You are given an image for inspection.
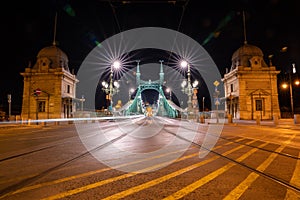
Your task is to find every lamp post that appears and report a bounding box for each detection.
[102,61,121,113]
[129,88,134,101]
[180,60,199,119]
[282,63,299,117]
[202,97,205,112]
[7,94,11,121]
[181,60,192,111]
[166,88,171,100]
[80,95,85,111]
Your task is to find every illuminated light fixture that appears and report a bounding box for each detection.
[280,46,288,52]
[192,80,199,88]
[181,80,187,88]
[113,81,120,88]
[102,81,108,88]
[180,60,188,68]
[292,63,296,74]
[295,80,300,86]
[281,83,288,89]
[113,60,121,69]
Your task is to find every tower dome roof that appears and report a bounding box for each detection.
[34,45,69,71]
[232,43,263,60]
[231,43,268,69]
[37,45,68,60]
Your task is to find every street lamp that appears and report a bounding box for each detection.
[166,88,172,100]
[7,94,11,121]
[281,63,299,117]
[79,95,85,111]
[180,60,199,118]
[180,60,192,111]
[129,88,134,101]
[102,60,121,112]
[202,97,205,112]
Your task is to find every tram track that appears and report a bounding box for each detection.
[1,116,299,199]
[161,119,300,160]
[160,119,300,194]
[0,117,147,197]
[0,118,140,162]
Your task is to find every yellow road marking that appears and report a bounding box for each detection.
[101,157,221,200]
[100,140,258,200]
[224,134,297,200]
[41,152,209,200]
[285,152,300,199]
[163,142,268,200]
[1,148,188,199]
[3,135,239,198]
[2,138,252,200]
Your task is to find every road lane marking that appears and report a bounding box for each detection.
[1,148,189,198]
[99,141,258,200]
[2,136,241,198]
[2,138,254,200]
[285,151,300,200]
[41,140,256,200]
[223,134,297,200]
[41,153,213,200]
[163,142,268,200]
[101,156,226,200]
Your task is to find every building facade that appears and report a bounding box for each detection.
[20,45,79,120]
[222,43,281,120]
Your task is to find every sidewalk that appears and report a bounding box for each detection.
[0,121,41,129]
[229,118,300,130]
[203,118,300,130]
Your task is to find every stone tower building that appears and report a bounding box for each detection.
[222,43,281,120]
[20,44,79,120]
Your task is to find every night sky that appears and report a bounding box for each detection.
[2,0,300,114]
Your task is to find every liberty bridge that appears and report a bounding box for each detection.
[102,60,200,120]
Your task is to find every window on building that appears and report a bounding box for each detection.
[256,99,263,111]
[67,85,70,93]
[230,84,234,92]
[38,101,46,112]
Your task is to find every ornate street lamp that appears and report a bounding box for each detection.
[129,88,135,101]
[180,60,199,117]
[166,88,172,100]
[102,61,121,112]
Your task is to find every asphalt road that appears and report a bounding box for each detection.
[0,117,299,200]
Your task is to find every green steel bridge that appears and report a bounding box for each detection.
[116,62,184,118]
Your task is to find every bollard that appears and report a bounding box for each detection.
[273,115,279,126]
[227,114,233,124]
[200,115,205,123]
[294,114,300,124]
[256,115,260,125]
